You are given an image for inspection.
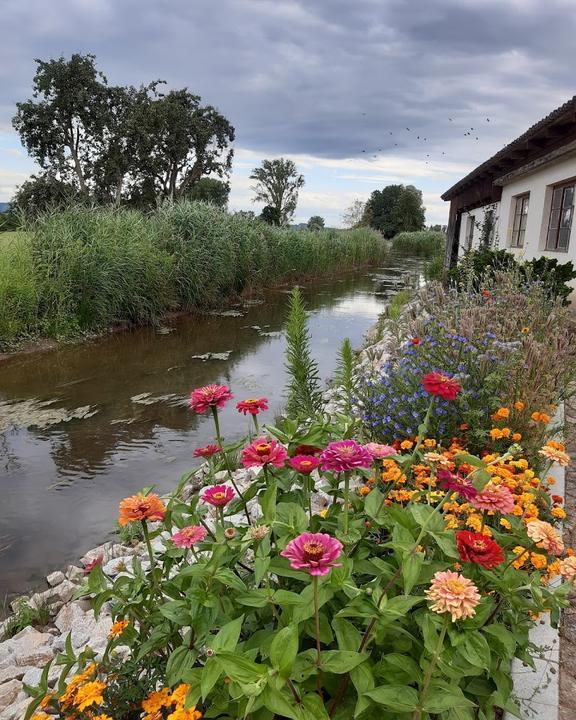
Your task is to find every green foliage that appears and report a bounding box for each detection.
[284,287,323,418]
[451,247,576,303]
[12,53,235,207]
[186,178,230,208]
[250,158,305,226]
[0,204,385,345]
[392,230,445,257]
[424,253,444,281]
[1,598,51,640]
[306,215,325,231]
[12,173,79,217]
[364,184,425,238]
[333,338,355,416]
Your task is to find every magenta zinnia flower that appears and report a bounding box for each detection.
[236,397,268,416]
[241,437,288,468]
[193,444,221,458]
[320,440,373,472]
[289,455,321,474]
[364,443,396,460]
[471,484,515,514]
[189,384,233,414]
[438,469,478,501]
[172,525,207,548]
[280,532,343,576]
[202,485,235,507]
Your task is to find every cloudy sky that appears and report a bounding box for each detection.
[1,0,575,226]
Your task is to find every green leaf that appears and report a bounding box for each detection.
[166,646,196,685]
[201,657,221,700]
[380,595,423,618]
[454,453,485,468]
[332,618,362,652]
[482,625,516,659]
[429,532,459,559]
[236,590,270,608]
[301,692,331,720]
[423,685,476,713]
[272,589,307,605]
[401,553,424,594]
[215,653,267,684]
[320,650,367,674]
[471,469,492,492]
[462,633,491,668]
[254,557,271,587]
[270,626,299,678]
[364,685,419,712]
[215,568,247,592]
[364,488,386,523]
[274,502,308,536]
[159,600,191,626]
[410,504,444,533]
[210,615,245,653]
[260,481,277,524]
[350,661,375,718]
[261,684,300,720]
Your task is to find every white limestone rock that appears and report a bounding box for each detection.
[46,571,65,587]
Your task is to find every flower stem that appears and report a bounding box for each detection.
[142,521,161,601]
[252,414,259,434]
[211,407,252,525]
[412,618,448,720]
[313,575,322,695]
[343,472,350,536]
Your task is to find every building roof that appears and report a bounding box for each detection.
[442,96,576,201]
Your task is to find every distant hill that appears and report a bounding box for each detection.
[0,202,10,213]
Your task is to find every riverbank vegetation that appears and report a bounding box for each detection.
[22,275,576,720]
[0,203,385,348]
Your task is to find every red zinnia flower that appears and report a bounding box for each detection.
[456,531,504,569]
[410,337,421,346]
[236,397,268,416]
[83,555,103,574]
[289,455,321,474]
[189,384,233,414]
[202,485,235,507]
[241,437,288,468]
[293,444,323,456]
[193,444,221,458]
[422,372,461,401]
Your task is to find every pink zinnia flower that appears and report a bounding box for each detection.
[202,485,235,507]
[236,397,268,416]
[364,443,396,460]
[289,455,321,474]
[438,469,478,501]
[172,525,207,548]
[422,372,461,401]
[193,444,221,458]
[83,555,103,574]
[241,437,288,468]
[189,384,233,414]
[526,520,564,556]
[320,440,373,473]
[280,532,343,576]
[425,570,481,621]
[471,484,515,514]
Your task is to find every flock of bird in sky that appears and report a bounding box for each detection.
[358,114,492,165]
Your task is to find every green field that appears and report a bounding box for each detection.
[0,204,386,347]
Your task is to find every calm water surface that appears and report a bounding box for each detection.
[0,256,423,600]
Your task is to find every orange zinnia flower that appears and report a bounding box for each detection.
[118,493,166,526]
[108,619,129,639]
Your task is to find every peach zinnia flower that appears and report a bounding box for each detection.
[172,525,207,548]
[526,519,564,556]
[559,556,576,584]
[425,570,481,621]
[539,444,570,467]
[118,493,166,526]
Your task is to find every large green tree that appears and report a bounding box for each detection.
[250,158,304,226]
[363,184,425,237]
[13,54,235,208]
[307,215,325,231]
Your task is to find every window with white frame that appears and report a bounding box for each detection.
[510,194,529,248]
[546,182,575,251]
[465,215,475,250]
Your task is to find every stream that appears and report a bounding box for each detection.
[0,254,424,601]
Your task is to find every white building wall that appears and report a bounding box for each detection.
[457,152,576,267]
[457,203,501,256]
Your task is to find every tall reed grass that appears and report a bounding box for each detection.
[0,203,385,345]
[391,230,445,257]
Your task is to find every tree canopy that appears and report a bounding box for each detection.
[363,184,425,237]
[250,158,304,226]
[12,54,235,209]
[307,215,325,231]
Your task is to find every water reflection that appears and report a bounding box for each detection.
[0,256,423,598]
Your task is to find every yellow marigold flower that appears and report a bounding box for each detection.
[514,401,526,411]
[400,439,414,450]
[444,514,459,529]
[108,619,129,639]
[30,714,51,720]
[358,485,371,497]
[531,411,551,424]
[512,546,528,568]
[39,694,53,710]
[490,428,503,440]
[501,427,511,438]
[171,684,191,707]
[547,559,562,578]
[521,326,530,334]
[552,507,567,519]
[74,681,106,712]
[142,689,172,715]
[492,407,510,421]
[524,469,534,479]
[92,715,114,720]
[500,518,512,530]
[512,433,522,442]
[167,708,203,720]
[423,438,437,448]
[548,439,565,451]
[319,509,328,518]
[530,552,547,570]
[539,444,570,467]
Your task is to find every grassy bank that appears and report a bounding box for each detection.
[0,203,385,346]
[391,230,445,280]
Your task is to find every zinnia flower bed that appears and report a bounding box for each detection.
[25,380,574,720]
